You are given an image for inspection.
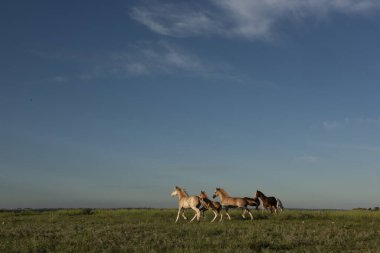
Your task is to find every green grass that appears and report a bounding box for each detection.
[1,209,380,252]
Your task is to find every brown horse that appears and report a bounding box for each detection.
[199,191,223,222]
[255,190,278,213]
[213,188,253,220]
[171,186,202,222]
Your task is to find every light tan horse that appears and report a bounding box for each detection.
[171,186,202,223]
[213,188,253,220]
[199,191,223,222]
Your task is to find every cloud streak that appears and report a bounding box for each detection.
[322,117,380,130]
[130,0,380,40]
[110,41,213,77]
[130,4,223,37]
[33,41,245,81]
[295,155,319,163]
[113,41,256,83]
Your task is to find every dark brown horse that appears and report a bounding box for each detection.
[255,190,278,213]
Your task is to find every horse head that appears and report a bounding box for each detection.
[213,188,221,199]
[199,191,208,199]
[255,190,264,198]
[171,186,179,197]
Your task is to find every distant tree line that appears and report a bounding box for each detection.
[352,207,379,211]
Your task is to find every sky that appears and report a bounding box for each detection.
[1,0,380,209]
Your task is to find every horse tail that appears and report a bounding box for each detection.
[244,197,259,207]
[276,198,284,211]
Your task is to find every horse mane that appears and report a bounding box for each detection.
[181,188,189,197]
[200,191,208,198]
[256,190,266,198]
[219,188,230,197]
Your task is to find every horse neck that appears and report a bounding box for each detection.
[218,191,230,201]
[258,191,267,199]
[202,195,210,202]
[182,189,190,197]
[201,196,212,206]
[177,190,187,200]
[255,197,261,204]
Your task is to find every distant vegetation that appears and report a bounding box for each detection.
[352,206,380,211]
[1,209,380,252]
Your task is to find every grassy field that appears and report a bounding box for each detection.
[1,208,380,253]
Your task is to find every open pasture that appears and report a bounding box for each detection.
[1,209,380,252]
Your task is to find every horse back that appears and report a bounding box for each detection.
[267,196,277,206]
[181,196,200,208]
[222,197,248,207]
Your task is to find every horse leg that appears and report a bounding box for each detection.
[190,207,201,222]
[225,208,231,220]
[196,208,201,221]
[242,209,246,219]
[203,208,208,220]
[190,211,197,222]
[181,209,187,220]
[190,214,197,222]
[219,210,223,222]
[210,210,218,223]
[175,208,182,223]
[247,208,253,220]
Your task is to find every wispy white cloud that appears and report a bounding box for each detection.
[322,120,342,129]
[33,41,246,81]
[23,75,70,85]
[317,141,380,154]
[336,144,380,153]
[50,76,67,82]
[322,117,380,129]
[357,117,380,125]
[110,41,208,76]
[130,3,223,37]
[295,155,319,163]
[130,0,380,40]
[125,63,149,75]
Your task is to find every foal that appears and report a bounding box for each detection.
[255,190,278,213]
[199,191,223,222]
[171,186,202,222]
[213,188,253,220]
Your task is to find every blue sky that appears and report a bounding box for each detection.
[1,0,380,209]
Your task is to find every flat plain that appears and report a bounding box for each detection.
[1,208,379,252]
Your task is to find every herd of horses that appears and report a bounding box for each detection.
[171,186,284,223]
